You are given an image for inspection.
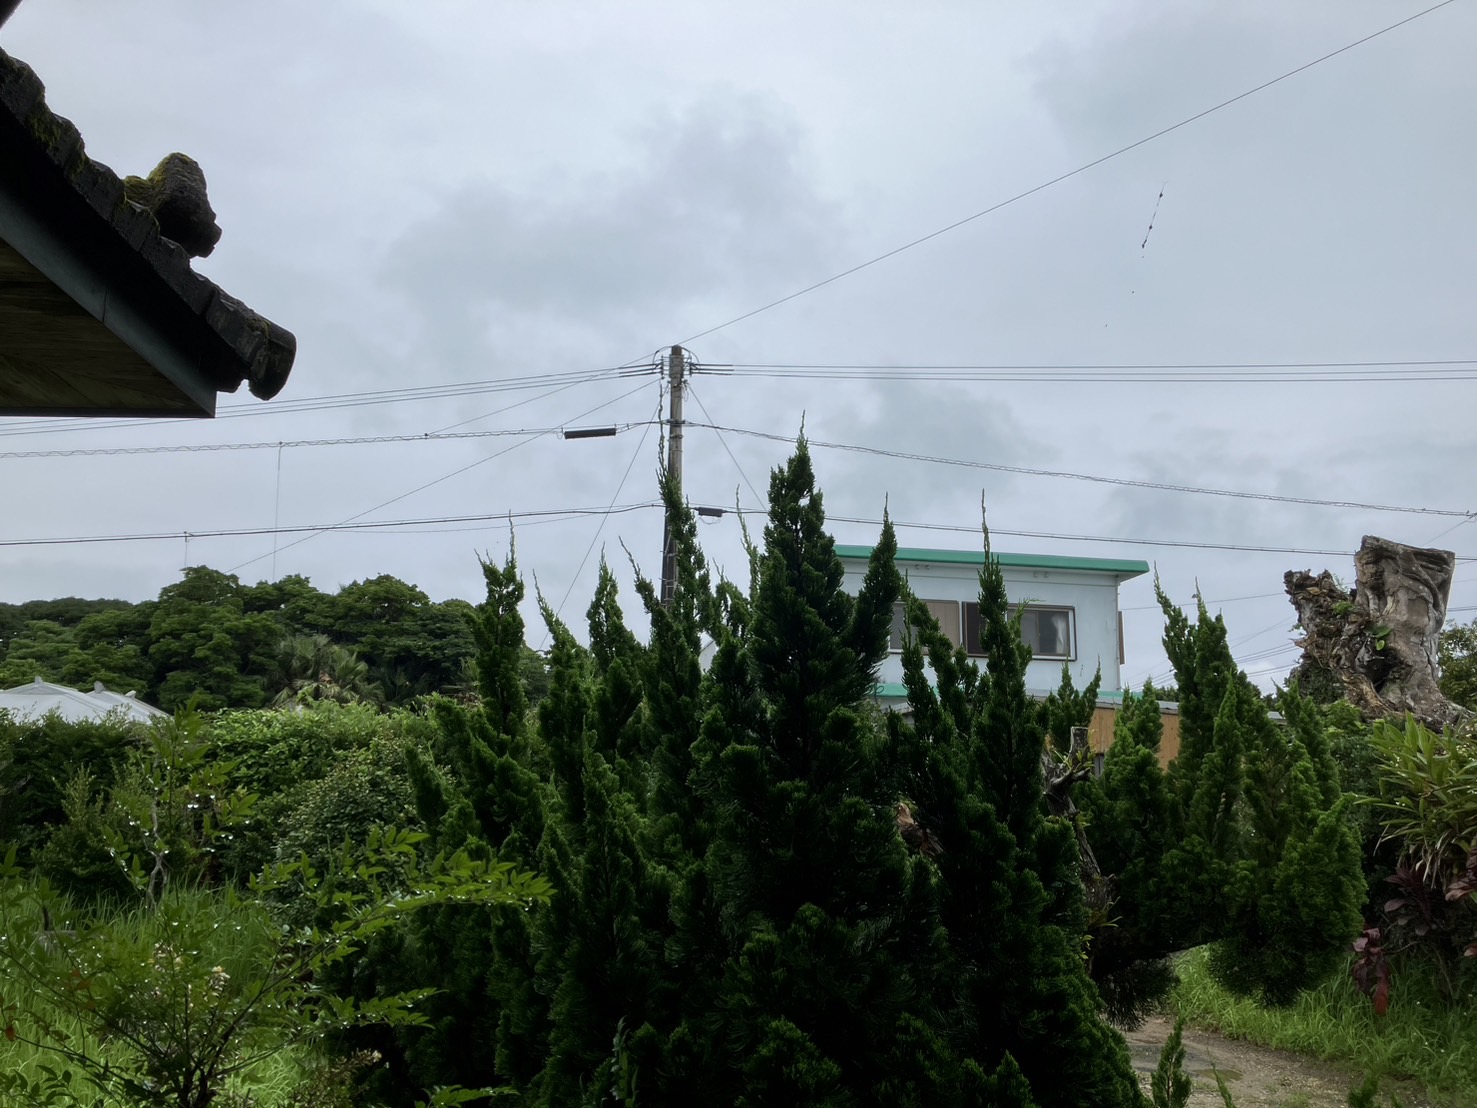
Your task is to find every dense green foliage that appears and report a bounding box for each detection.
[0,568,501,710]
[341,445,1149,1106]
[890,532,1142,1105]
[1074,588,1366,1018]
[17,441,1455,1105]
[0,711,137,872]
[0,710,549,1108]
[1438,618,1477,711]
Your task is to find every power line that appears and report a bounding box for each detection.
[549,396,664,631]
[674,0,1459,345]
[351,510,633,537]
[1425,515,1477,546]
[694,422,1473,520]
[701,360,1477,384]
[7,499,1455,567]
[716,359,1477,370]
[705,500,1477,561]
[0,421,658,461]
[813,512,1477,562]
[428,369,616,435]
[1122,591,1284,612]
[0,364,653,440]
[685,380,763,506]
[227,379,655,573]
[0,503,663,550]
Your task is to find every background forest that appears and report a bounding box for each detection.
[0,570,548,712]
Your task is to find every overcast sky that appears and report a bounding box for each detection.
[3,0,1474,691]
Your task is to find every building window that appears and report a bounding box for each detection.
[962,603,1076,660]
[890,600,962,650]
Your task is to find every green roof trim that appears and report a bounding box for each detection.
[871,682,1178,711]
[836,544,1150,578]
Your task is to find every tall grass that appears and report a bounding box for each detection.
[5,991,307,1106]
[1,881,316,1106]
[5,992,309,1106]
[1171,945,1477,1100]
[5,1034,306,1106]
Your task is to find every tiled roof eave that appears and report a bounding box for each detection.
[0,47,295,405]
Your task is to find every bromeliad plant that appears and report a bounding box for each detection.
[1355,717,1477,1008]
[1368,717,1477,919]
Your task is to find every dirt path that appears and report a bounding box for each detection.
[1123,1017,1452,1108]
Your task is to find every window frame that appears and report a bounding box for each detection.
[961,601,1077,662]
[889,599,962,651]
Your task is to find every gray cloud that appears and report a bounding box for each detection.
[5,1,1477,694]
[381,96,845,359]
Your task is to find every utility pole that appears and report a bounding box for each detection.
[659,345,686,607]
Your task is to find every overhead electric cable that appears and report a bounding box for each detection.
[427,363,644,434]
[0,364,649,440]
[9,505,1460,565]
[696,423,1472,520]
[228,378,655,573]
[1122,591,1283,612]
[1425,514,1477,546]
[673,0,1458,345]
[686,381,764,506]
[0,420,658,461]
[703,360,1477,384]
[547,396,663,638]
[718,359,1477,371]
[810,513,1477,562]
[0,503,663,550]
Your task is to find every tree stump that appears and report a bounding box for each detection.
[1285,535,1468,730]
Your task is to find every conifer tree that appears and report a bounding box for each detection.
[890,525,1143,1107]
[585,560,649,793]
[631,473,753,1103]
[526,581,672,1107]
[1075,684,1179,1026]
[1040,659,1102,750]
[1159,589,1362,1003]
[385,551,552,1094]
[636,471,729,863]
[1209,681,1363,1004]
[666,440,960,1104]
[1076,587,1364,1015]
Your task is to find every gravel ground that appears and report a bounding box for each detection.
[1123,1016,1458,1108]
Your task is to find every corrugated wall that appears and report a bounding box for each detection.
[1087,703,1181,768]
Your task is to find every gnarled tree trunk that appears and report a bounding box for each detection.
[1285,535,1468,730]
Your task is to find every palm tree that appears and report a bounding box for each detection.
[269,634,381,708]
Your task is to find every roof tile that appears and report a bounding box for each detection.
[0,46,297,405]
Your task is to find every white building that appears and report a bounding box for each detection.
[0,678,167,725]
[835,545,1150,702]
